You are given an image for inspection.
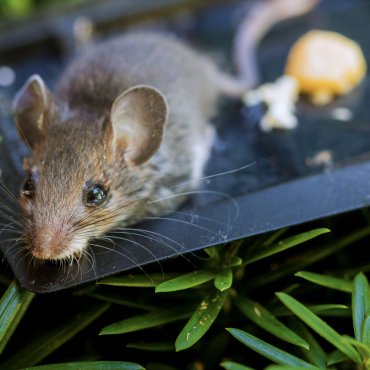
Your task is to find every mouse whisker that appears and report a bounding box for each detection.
[56,248,80,283]
[82,249,97,279]
[25,251,35,270]
[62,256,81,283]
[10,245,27,267]
[0,200,21,216]
[57,252,73,283]
[0,221,19,227]
[2,242,23,262]
[70,198,143,232]
[169,162,256,189]
[142,216,222,237]
[74,256,84,281]
[169,210,229,226]
[72,197,141,228]
[7,246,25,272]
[149,190,239,220]
[98,235,164,277]
[1,237,24,244]
[95,236,138,264]
[2,235,24,260]
[0,222,20,233]
[0,185,32,222]
[90,241,155,286]
[86,227,213,264]
[0,210,21,224]
[88,245,97,268]
[0,181,25,209]
[107,229,193,265]
[0,228,20,235]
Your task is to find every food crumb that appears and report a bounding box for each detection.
[243,75,299,132]
[331,107,353,122]
[306,150,333,167]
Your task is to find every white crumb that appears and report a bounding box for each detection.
[331,107,353,122]
[243,75,300,132]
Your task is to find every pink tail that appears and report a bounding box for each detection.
[218,0,320,97]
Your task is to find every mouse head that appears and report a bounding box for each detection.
[13,74,168,261]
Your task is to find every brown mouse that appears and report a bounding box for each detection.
[12,0,318,261]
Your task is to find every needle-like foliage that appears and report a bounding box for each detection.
[1,212,370,370]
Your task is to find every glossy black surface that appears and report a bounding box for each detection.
[1,0,370,292]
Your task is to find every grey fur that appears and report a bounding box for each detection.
[15,32,220,259]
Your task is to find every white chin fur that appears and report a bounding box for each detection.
[48,235,89,261]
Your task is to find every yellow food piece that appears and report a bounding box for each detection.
[285,30,367,105]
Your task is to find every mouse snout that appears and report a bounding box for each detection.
[27,219,75,260]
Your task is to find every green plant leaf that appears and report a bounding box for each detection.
[295,271,352,293]
[248,227,370,289]
[276,293,362,365]
[226,328,318,368]
[342,334,370,359]
[223,257,242,268]
[0,302,110,370]
[234,296,308,349]
[262,227,290,246]
[264,367,320,370]
[287,317,327,369]
[19,362,144,370]
[272,304,348,317]
[220,361,255,370]
[315,308,352,317]
[326,349,349,366]
[204,246,220,263]
[155,270,217,293]
[72,282,98,296]
[100,306,193,335]
[126,342,175,351]
[87,291,155,311]
[242,229,330,266]
[361,316,370,346]
[229,239,246,258]
[97,273,181,287]
[352,272,370,341]
[175,288,227,351]
[215,268,233,291]
[0,279,35,355]
[146,363,180,370]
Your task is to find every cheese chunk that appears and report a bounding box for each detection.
[285,30,367,105]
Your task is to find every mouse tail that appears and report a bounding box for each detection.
[217,0,320,97]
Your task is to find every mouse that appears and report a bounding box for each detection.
[11,0,319,261]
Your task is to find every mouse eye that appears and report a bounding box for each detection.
[22,176,35,197]
[84,184,108,206]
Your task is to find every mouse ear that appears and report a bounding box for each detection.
[13,74,52,148]
[109,85,169,166]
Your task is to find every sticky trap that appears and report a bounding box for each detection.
[0,0,370,293]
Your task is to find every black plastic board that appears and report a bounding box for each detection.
[1,0,370,292]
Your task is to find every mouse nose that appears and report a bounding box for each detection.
[29,222,70,260]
